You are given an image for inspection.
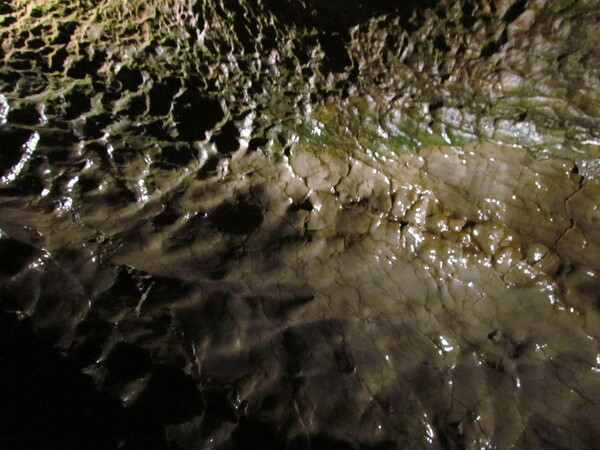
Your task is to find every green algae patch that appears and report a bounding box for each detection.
[296,104,475,162]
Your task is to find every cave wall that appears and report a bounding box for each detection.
[1,0,600,448]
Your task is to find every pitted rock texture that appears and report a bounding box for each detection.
[2,0,600,448]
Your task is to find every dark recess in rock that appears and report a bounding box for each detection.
[96,266,143,313]
[29,7,43,18]
[149,77,180,116]
[281,328,308,375]
[436,420,467,450]
[0,127,34,175]
[71,315,115,367]
[160,145,197,167]
[103,185,138,205]
[152,145,198,170]
[434,35,451,53]
[110,144,138,165]
[0,312,107,449]
[286,433,358,450]
[141,276,192,312]
[49,48,69,72]
[196,154,221,179]
[224,0,256,53]
[38,129,80,160]
[19,51,41,68]
[0,238,38,277]
[0,71,19,87]
[173,88,224,141]
[308,434,357,450]
[265,0,435,33]
[461,1,476,28]
[51,21,78,45]
[122,94,147,118]
[248,137,268,151]
[26,37,45,50]
[66,51,106,79]
[77,175,100,193]
[0,173,44,196]
[116,67,144,92]
[369,441,400,450]
[132,365,204,426]
[203,386,240,423]
[144,120,175,141]
[83,113,113,139]
[503,0,527,23]
[0,4,14,15]
[334,348,355,374]
[481,31,507,57]
[99,89,120,108]
[319,33,352,73]
[230,418,284,450]
[290,198,313,212]
[0,16,16,26]
[9,58,32,71]
[31,25,48,37]
[211,120,240,154]
[208,200,264,235]
[85,141,111,162]
[0,311,170,449]
[7,105,41,125]
[152,206,181,227]
[103,342,153,386]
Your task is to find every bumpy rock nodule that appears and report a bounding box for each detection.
[1,0,600,448]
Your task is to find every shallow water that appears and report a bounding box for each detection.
[2,0,600,448]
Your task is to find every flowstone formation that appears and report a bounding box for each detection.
[1,0,600,448]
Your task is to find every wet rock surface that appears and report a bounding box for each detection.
[1,0,600,448]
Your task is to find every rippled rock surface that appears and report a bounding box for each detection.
[2,0,600,448]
